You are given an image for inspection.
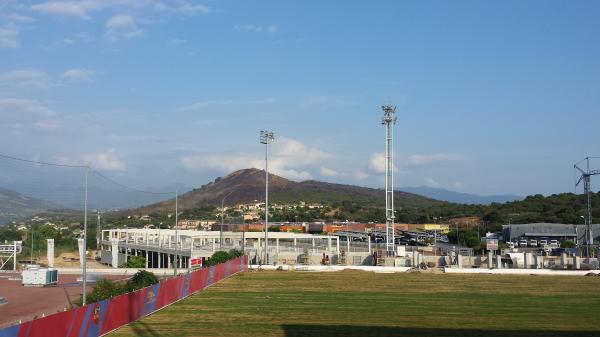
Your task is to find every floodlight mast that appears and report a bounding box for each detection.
[575,157,600,257]
[260,130,275,264]
[381,105,397,253]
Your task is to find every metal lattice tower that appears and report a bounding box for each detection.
[381,105,397,252]
[575,157,600,257]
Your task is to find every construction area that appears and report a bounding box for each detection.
[100,226,600,272]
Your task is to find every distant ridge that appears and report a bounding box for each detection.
[400,186,522,205]
[138,168,445,212]
[0,187,55,225]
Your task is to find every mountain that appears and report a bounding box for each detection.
[400,186,522,205]
[138,168,445,212]
[0,187,56,225]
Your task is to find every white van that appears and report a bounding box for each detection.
[519,239,529,247]
[529,239,538,247]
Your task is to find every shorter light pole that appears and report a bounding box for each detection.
[96,211,101,250]
[30,225,34,264]
[221,192,234,249]
[579,215,585,251]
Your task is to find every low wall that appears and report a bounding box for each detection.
[0,256,247,337]
[249,264,412,273]
[444,267,600,276]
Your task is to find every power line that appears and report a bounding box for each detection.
[91,170,175,195]
[0,152,174,196]
[0,152,87,168]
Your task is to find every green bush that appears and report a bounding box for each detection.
[229,249,243,258]
[80,270,159,305]
[130,270,159,290]
[205,251,231,267]
[125,255,146,268]
[561,240,576,248]
[85,279,128,304]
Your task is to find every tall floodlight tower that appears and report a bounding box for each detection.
[260,130,275,264]
[381,105,397,252]
[575,157,600,257]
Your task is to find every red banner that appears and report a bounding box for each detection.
[0,256,247,337]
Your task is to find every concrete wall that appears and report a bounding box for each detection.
[100,250,126,267]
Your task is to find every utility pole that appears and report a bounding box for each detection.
[174,190,179,276]
[260,130,275,264]
[30,225,34,264]
[96,211,101,250]
[381,105,397,253]
[82,166,89,306]
[575,157,600,257]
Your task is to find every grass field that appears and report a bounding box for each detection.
[110,270,600,337]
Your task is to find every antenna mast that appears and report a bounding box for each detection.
[382,105,397,252]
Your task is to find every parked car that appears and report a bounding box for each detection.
[539,239,548,246]
[519,239,529,247]
[529,239,538,247]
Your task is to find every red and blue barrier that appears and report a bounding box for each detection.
[0,256,247,337]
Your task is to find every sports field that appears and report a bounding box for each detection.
[110,270,600,337]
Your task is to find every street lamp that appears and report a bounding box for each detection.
[579,215,585,249]
[221,192,234,249]
[260,130,275,264]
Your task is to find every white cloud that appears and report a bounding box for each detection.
[234,24,278,34]
[181,137,331,181]
[0,11,36,49]
[297,94,357,110]
[177,98,276,112]
[277,138,331,163]
[353,170,369,180]
[31,1,103,19]
[31,1,210,19]
[4,13,35,24]
[0,25,19,48]
[0,69,49,89]
[0,98,59,130]
[61,68,95,82]
[320,167,339,177]
[83,149,127,171]
[43,37,75,49]
[55,149,127,171]
[404,153,464,166]
[424,177,441,188]
[368,152,398,174]
[105,14,143,41]
[174,2,210,15]
[168,37,187,45]
[452,181,466,190]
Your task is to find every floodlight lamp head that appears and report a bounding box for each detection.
[381,105,397,125]
[260,130,275,144]
[382,105,396,114]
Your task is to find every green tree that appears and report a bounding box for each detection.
[561,240,576,248]
[228,249,243,258]
[125,255,146,268]
[85,279,128,304]
[129,270,158,290]
[205,251,231,266]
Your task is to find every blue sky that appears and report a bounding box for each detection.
[0,0,599,197]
